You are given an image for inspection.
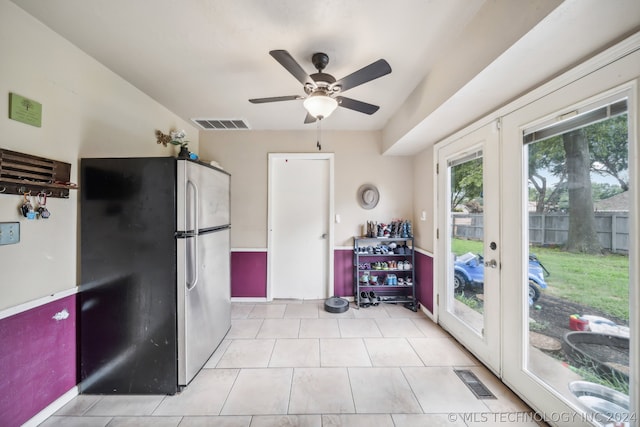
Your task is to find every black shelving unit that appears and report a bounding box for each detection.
[353,236,417,311]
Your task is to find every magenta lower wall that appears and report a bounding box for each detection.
[231,249,434,310]
[333,249,353,297]
[229,249,363,298]
[231,251,268,297]
[0,294,77,427]
[414,250,434,312]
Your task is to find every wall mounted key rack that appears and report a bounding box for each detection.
[0,149,77,198]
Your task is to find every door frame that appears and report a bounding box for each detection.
[267,152,335,301]
[435,122,502,375]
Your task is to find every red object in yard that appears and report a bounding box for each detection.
[569,315,590,331]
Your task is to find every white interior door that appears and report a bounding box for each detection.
[436,122,501,374]
[268,153,334,300]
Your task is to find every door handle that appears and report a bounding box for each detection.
[484,259,498,268]
[186,236,198,290]
[186,180,199,290]
[321,233,328,239]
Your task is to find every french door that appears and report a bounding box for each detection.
[436,41,638,424]
[436,122,501,374]
[501,65,638,422]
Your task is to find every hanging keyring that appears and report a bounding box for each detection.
[37,191,51,219]
[20,192,35,218]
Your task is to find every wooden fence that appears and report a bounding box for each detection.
[452,212,629,254]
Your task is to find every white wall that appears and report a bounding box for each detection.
[0,0,198,310]
[412,146,434,253]
[199,130,414,248]
[382,0,563,154]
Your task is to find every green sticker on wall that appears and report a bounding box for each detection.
[9,93,42,127]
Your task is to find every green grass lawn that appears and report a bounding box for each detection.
[452,239,629,321]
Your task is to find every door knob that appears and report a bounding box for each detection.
[321,233,328,239]
[484,259,498,268]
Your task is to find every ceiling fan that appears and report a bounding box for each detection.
[249,50,392,123]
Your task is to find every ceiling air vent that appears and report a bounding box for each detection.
[191,118,250,130]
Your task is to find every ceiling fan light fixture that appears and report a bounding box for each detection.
[303,92,338,120]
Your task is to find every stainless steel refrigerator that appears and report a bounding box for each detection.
[79,157,231,394]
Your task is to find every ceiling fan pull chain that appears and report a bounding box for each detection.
[316,119,322,151]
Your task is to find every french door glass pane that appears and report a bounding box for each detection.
[448,154,484,335]
[525,101,630,416]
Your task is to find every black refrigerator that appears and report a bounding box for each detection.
[79,157,231,394]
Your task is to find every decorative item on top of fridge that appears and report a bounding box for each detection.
[363,219,412,238]
[155,129,192,158]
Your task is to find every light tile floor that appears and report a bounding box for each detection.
[40,301,546,426]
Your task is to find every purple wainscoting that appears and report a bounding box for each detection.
[0,294,77,427]
[231,251,268,297]
[230,248,431,305]
[414,250,434,313]
[333,248,354,297]
[231,249,356,299]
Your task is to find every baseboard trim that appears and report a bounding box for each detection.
[231,297,268,303]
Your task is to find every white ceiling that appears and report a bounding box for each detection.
[11,0,640,154]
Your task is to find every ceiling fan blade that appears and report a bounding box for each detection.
[336,96,380,115]
[333,59,392,92]
[270,50,315,87]
[304,113,317,124]
[249,95,302,104]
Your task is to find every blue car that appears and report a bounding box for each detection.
[453,252,549,302]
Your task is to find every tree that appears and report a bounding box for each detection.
[451,158,483,211]
[528,114,628,212]
[528,136,567,212]
[563,129,601,254]
[592,182,624,201]
[585,115,629,191]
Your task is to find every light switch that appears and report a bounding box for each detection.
[0,222,20,245]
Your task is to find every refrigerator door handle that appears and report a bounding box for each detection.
[186,180,199,290]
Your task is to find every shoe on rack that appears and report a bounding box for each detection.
[359,291,371,307]
[368,291,379,306]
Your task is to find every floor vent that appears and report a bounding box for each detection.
[454,369,496,399]
[191,118,250,130]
